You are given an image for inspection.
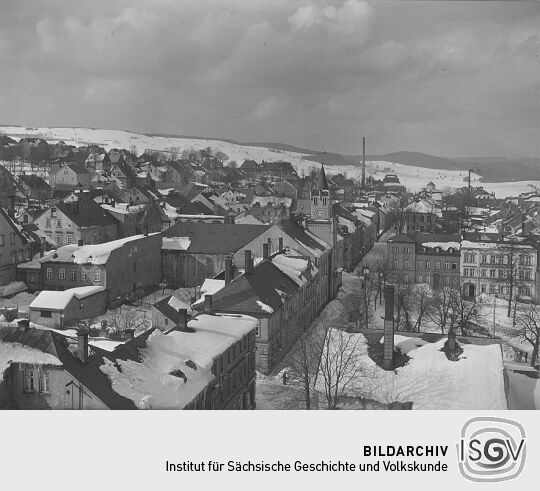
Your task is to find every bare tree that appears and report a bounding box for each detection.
[346,277,377,330]
[514,303,540,367]
[393,279,415,331]
[283,325,327,409]
[452,287,480,335]
[498,242,529,318]
[429,285,459,334]
[386,198,408,234]
[412,284,432,332]
[316,328,371,409]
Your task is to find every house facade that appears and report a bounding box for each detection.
[0,208,35,286]
[33,199,118,247]
[460,240,538,301]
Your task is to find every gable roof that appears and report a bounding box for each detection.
[153,295,191,322]
[163,222,269,254]
[54,199,118,227]
[19,174,52,191]
[278,219,329,255]
[209,260,299,315]
[66,163,91,175]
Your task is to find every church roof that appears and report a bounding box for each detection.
[315,164,329,191]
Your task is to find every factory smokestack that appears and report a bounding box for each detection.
[362,136,366,188]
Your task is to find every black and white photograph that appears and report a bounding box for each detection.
[0,0,538,418]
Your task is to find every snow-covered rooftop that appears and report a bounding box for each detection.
[161,236,192,251]
[99,313,257,409]
[30,286,105,311]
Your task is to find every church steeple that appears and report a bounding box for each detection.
[316,164,329,192]
[311,164,331,220]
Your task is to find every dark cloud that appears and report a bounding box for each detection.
[0,0,538,157]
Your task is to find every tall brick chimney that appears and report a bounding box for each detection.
[245,250,253,274]
[177,308,188,331]
[278,237,284,252]
[204,294,213,314]
[77,326,89,364]
[383,285,394,370]
[263,242,269,260]
[225,256,233,284]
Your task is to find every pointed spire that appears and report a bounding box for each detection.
[317,164,329,191]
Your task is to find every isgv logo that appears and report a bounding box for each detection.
[457,417,526,482]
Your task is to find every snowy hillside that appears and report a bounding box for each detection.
[2,125,539,197]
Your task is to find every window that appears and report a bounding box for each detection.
[164,318,169,326]
[393,260,399,268]
[56,233,62,245]
[67,234,73,245]
[404,247,411,254]
[481,254,487,263]
[464,268,469,277]
[23,366,34,393]
[435,261,441,270]
[51,208,56,217]
[426,261,431,269]
[404,260,409,268]
[10,233,15,245]
[256,322,261,337]
[56,219,61,228]
[418,275,423,283]
[480,269,486,278]
[40,310,52,318]
[490,269,496,278]
[444,262,450,270]
[489,284,497,294]
[418,261,424,268]
[38,369,50,394]
[445,276,450,285]
[58,268,65,279]
[70,269,76,281]
[46,267,52,279]
[481,284,486,293]
[94,270,101,282]
[81,269,88,281]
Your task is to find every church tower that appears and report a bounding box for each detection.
[311,164,331,220]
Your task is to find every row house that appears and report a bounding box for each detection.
[162,219,332,315]
[0,208,36,286]
[34,198,118,247]
[460,240,538,301]
[387,233,461,288]
[0,314,257,409]
[194,247,319,374]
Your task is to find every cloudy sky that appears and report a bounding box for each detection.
[0,0,538,157]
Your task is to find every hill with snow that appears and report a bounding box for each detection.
[1,125,539,198]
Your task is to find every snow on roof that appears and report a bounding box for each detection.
[72,234,155,265]
[0,340,62,375]
[0,281,28,298]
[421,241,460,251]
[30,286,105,311]
[337,216,356,233]
[192,279,225,307]
[461,240,534,251]
[99,313,257,409]
[252,195,292,208]
[405,201,435,214]
[271,250,316,286]
[316,330,506,410]
[235,215,264,225]
[162,237,191,251]
[101,203,145,215]
[256,300,274,313]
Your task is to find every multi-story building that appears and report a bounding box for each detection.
[35,233,162,305]
[33,198,118,247]
[0,313,257,409]
[387,233,461,288]
[403,198,440,233]
[0,207,36,286]
[460,240,538,301]
[194,247,320,374]
[49,163,92,189]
